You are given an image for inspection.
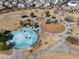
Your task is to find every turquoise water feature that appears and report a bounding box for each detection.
[9,28,38,49]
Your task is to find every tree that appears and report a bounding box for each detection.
[0,42,9,51]
[6,33,13,40]
[45,11,51,17]
[29,49,34,53]
[34,23,39,28]
[0,32,13,51]
[0,32,6,42]
[8,42,15,49]
[30,12,36,18]
[19,21,27,27]
[46,19,51,24]
[32,4,35,8]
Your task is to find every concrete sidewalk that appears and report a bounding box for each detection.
[0,54,11,59]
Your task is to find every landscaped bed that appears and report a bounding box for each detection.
[40,23,65,33]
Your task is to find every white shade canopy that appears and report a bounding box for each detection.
[18,3,25,8]
[68,1,77,7]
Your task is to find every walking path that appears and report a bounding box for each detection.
[11,49,26,59]
[0,54,11,59]
[54,42,79,55]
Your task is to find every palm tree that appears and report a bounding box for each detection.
[34,23,39,28]
[0,32,6,42]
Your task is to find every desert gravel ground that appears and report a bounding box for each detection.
[38,52,79,59]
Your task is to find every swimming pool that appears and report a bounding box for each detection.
[9,28,38,49]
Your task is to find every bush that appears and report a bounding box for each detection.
[34,23,39,28]
[30,12,36,18]
[8,43,15,49]
[32,4,35,7]
[46,19,51,24]
[29,49,34,53]
[19,21,27,27]
[0,32,13,51]
[45,11,51,17]
[0,32,6,42]
[0,42,9,51]
[6,33,13,40]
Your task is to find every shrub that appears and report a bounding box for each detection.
[0,32,13,51]
[29,49,34,53]
[6,33,13,40]
[46,19,51,24]
[32,4,35,7]
[45,11,50,17]
[30,12,36,18]
[19,21,27,27]
[0,42,9,51]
